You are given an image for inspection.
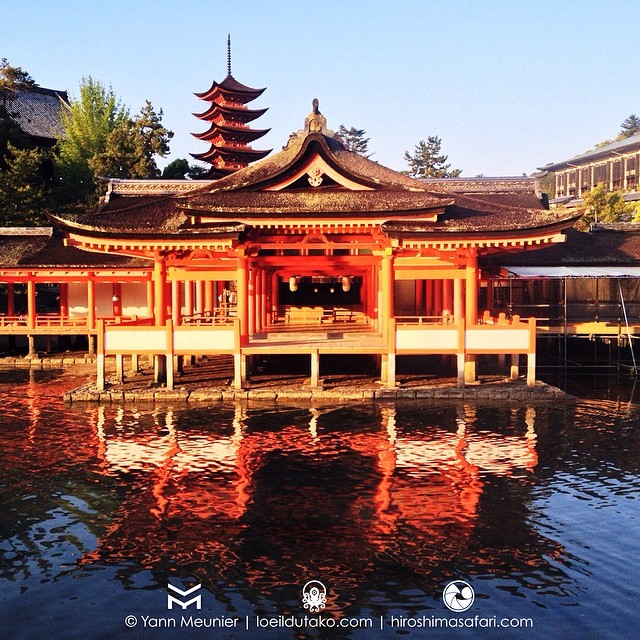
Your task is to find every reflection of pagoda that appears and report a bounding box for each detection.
[191,35,271,179]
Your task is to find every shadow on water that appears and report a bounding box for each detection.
[0,368,65,384]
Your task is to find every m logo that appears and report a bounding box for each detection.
[167,582,202,610]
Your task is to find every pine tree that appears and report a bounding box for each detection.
[618,114,640,139]
[403,136,461,178]
[335,125,372,158]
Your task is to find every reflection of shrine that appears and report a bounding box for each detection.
[79,400,559,606]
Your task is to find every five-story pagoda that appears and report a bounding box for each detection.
[191,35,271,178]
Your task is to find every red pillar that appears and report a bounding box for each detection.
[27,280,36,330]
[248,266,256,336]
[195,280,204,316]
[425,280,434,316]
[271,272,279,323]
[59,283,68,319]
[442,279,453,319]
[464,251,479,383]
[171,280,181,326]
[87,277,96,329]
[184,280,194,318]
[415,280,424,315]
[204,281,214,316]
[146,280,154,319]
[434,279,443,317]
[381,251,394,340]
[260,268,268,329]
[154,260,167,325]
[237,255,249,342]
[252,267,262,333]
[111,283,122,317]
[7,282,15,316]
[465,251,478,325]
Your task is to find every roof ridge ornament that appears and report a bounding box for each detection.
[298,98,334,139]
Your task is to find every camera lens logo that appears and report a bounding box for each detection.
[301,580,327,613]
[443,580,475,612]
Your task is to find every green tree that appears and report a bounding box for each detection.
[0,144,52,225]
[0,58,36,90]
[618,114,640,139]
[92,101,173,179]
[57,79,173,203]
[335,125,372,158]
[162,158,208,179]
[402,136,461,178]
[580,183,635,227]
[56,77,128,203]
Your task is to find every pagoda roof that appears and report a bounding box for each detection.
[191,145,272,164]
[194,74,266,103]
[192,122,271,143]
[193,102,268,123]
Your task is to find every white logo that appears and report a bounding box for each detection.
[167,582,202,610]
[301,580,326,613]
[443,580,475,612]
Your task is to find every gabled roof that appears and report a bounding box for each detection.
[539,133,640,172]
[2,85,69,141]
[53,125,578,245]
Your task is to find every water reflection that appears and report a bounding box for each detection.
[2,371,640,639]
[65,402,556,606]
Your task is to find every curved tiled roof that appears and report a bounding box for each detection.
[3,86,68,141]
[53,130,578,241]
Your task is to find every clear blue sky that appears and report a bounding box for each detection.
[4,0,640,177]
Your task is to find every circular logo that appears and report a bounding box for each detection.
[443,580,475,612]
[301,580,327,613]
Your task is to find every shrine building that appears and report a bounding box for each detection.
[0,55,587,390]
[28,93,577,391]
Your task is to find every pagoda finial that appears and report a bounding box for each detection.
[227,34,232,77]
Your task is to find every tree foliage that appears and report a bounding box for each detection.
[403,136,461,178]
[580,183,636,227]
[618,114,640,140]
[335,125,372,158]
[91,101,173,180]
[161,158,208,179]
[56,77,127,202]
[56,78,173,203]
[0,58,36,90]
[0,144,52,225]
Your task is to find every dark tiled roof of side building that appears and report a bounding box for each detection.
[3,85,69,141]
[496,225,640,266]
[0,228,149,268]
